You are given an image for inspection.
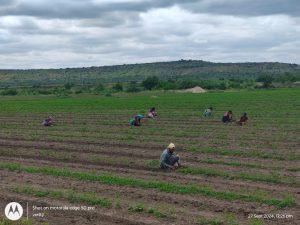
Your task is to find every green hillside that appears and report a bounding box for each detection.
[0,60,299,87]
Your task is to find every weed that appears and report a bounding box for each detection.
[128,203,144,212]
[146,160,160,169]
[197,216,223,225]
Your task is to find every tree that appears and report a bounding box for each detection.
[142,76,159,90]
[94,83,104,92]
[112,82,123,91]
[256,75,274,88]
[126,81,140,92]
[64,83,73,90]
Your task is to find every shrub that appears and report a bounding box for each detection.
[142,76,159,90]
[1,89,18,96]
[112,82,123,92]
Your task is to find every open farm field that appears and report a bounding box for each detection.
[0,89,299,225]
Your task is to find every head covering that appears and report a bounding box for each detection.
[167,143,175,149]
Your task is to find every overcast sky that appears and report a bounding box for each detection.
[0,0,299,69]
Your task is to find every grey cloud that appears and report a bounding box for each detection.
[181,0,300,17]
[0,0,200,19]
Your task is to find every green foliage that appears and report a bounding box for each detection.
[128,203,144,212]
[112,82,123,92]
[14,185,112,208]
[0,60,299,88]
[1,162,296,208]
[126,81,140,92]
[64,83,73,90]
[197,216,223,225]
[0,218,33,225]
[249,218,263,225]
[94,83,105,93]
[147,208,168,218]
[178,80,199,89]
[256,75,274,88]
[1,89,18,96]
[146,160,160,169]
[223,212,239,225]
[142,76,160,90]
[158,79,177,90]
[178,167,231,178]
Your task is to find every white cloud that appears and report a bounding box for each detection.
[0,1,299,68]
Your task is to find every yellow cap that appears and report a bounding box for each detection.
[167,143,175,149]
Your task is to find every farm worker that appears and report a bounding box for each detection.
[147,107,158,118]
[130,114,143,126]
[160,143,181,170]
[236,113,248,125]
[42,116,54,126]
[222,111,233,123]
[203,107,213,117]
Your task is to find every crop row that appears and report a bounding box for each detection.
[0,162,296,208]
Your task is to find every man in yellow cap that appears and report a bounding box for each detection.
[160,143,181,170]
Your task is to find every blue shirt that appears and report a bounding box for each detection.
[160,149,172,168]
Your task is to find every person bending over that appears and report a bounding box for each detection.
[160,143,181,170]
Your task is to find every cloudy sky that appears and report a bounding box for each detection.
[0,0,299,69]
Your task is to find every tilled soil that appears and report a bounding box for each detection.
[0,112,299,225]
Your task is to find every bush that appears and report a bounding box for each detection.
[1,89,18,96]
[112,82,123,92]
[64,83,73,90]
[94,84,104,92]
[256,75,274,88]
[178,80,199,89]
[126,81,140,92]
[38,89,52,95]
[142,76,159,90]
[158,80,177,90]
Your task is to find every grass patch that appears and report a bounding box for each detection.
[128,203,144,212]
[178,166,295,185]
[0,218,35,225]
[129,203,170,218]
[1,162,296,208]
[88,155,130,166]
[178,167,231,178]
[202,159,262,169]
[189,147,299,161]
[147,208,168,218]
[14,186,112,208]
[146,159,160,169]
[250,218,264,225]
[197,216,223,225]
[287,167,300,172]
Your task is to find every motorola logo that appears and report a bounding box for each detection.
[5,202,23,221]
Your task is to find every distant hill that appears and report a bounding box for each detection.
[0,60,299,87]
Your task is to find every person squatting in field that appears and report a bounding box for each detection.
[129,114,143,126]
[236,112,248,125]
[42,116,54,126]
[147,107,158,118]
[203,107,213,117]
[160,143,181,170]
[222,110,233,123]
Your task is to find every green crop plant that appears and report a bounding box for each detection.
[1,163,296,208]
[128,203,144,212]
[146,160,160,169]
[196,216,223,225]
[0,218,34,225]
[223,212,239,225]
[147,208,168,218]
[249,218,264,225]
[14,186,112,209]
